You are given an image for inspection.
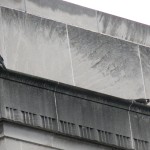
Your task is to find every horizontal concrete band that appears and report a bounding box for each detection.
[0,69,149,114]
[0,120,131,150]
[1,0,150,47]
[0,69,150,150]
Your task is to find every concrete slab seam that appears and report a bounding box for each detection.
[138,45,147,98]
[66,24,76,86]
[54,82,60,131]
[128,100,134,149]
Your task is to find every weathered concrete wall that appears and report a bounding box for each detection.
[0,0,150,99]
[0,122,113,150]
[0,69,149,150]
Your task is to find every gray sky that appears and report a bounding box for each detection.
[64,0,150,25]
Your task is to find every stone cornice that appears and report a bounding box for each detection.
[0,69,149,115]
[0,69,150,149]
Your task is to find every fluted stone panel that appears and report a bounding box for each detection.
[1,7,73,84]
[139,46,150,98]
[0,0,25,11]
[1,79,56,118]
[130,112,150,150]
[0,70,150,149]
[56,92,132,148]
[56,93,131,136]
[68,26,145,99]
[130,112,150,141]
[26,0,98,32]
[97,11,150,47]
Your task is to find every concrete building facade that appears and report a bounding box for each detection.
[0,0,150,150]
[1,0,150,99]
[0,69,150,150]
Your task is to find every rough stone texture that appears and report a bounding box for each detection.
[0,69,150,150]
[25,0,98,32]
[130,112,150,141]
[56,93,131,136]
[97,11,150,47]
[1,7,73,85]
[1,79,56,117]
[130,112,150,150]
[139,46,150,99]
[1,0,150,46]
[0,1,150,149]
[68,26,145,99]
[0,0,25,11]
[1,4,150,99]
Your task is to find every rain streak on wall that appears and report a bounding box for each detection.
[0,0,150,100]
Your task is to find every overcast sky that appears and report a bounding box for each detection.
[64,0,150,25]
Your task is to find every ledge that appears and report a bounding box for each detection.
[0,69,150,149]
[0,119,134,150]
[0,69,150,115]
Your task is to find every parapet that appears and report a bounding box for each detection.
[1,0,150,47]
[0,1,150,99]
